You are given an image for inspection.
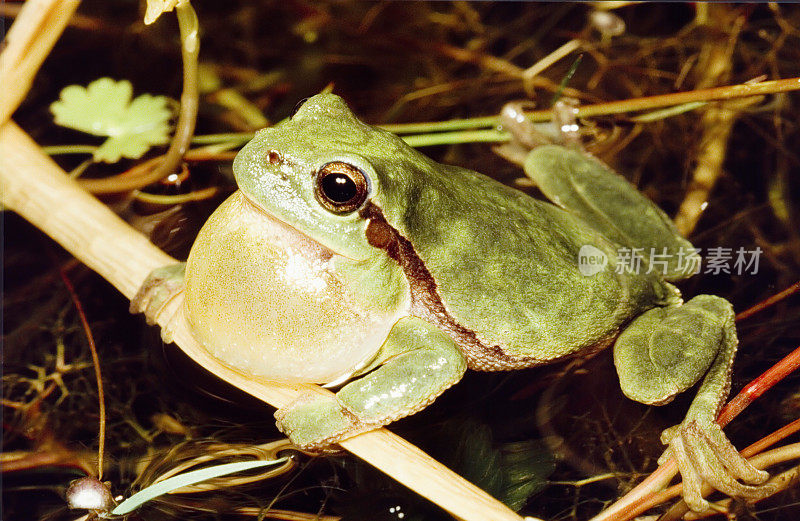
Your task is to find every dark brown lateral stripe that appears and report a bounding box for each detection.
[359,202,560,371]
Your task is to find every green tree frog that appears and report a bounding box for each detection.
[132,93,773,511]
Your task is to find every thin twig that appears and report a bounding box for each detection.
[735,280,800,321]
[132,186,220,205]
[58,270,106,480]
[382,77,800,134]
[741,418,800,458]
[716,345,800,427]
[522,39,583,96]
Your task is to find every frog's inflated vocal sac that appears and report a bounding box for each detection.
[133,93,773,511]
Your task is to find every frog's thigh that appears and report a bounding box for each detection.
[613,295,735,407]
[276,316,467,449]
[524,146,695,281]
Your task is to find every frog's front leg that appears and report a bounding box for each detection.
[275,316,467,449]
[613,295,774,511]
[129,263,186,343]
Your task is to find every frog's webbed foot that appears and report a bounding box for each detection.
[660,419,774,512]
[614,295,776,511]
[130,263,186,343]
[275,317,467,450]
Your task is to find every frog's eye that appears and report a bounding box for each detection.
[314,161,370,214]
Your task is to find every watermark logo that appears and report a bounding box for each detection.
[577,245,762,276]
[578,245,608,276]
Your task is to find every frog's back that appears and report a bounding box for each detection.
[377,158,679,366]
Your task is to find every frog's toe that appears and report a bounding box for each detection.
[499,101,554,151]
[275,394,373,451]
[682,423,767,498]
[692,420,769,484]
[129,278,155,317]
[666,434,708,511]
[156,302,180,344]
[130,263,186,326]
[663,420,776,511]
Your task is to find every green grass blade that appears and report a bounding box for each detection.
[111,458,288,515]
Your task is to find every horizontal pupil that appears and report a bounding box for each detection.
[322,173,358,203]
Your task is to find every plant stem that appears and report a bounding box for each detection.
[79,2,200,194]
[0,0,81,126]
[40,145,98,155]
[401,129,510,148]
[190,132,254,145]
[382,116,499,135]
[384,77,800,134]
[132,187,219,204]
[60,271,106,480]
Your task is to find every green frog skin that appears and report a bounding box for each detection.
[132,93,773,511]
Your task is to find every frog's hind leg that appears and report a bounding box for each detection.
[275,316,467,450]
[524,145,698,282]
[613,295,773,511]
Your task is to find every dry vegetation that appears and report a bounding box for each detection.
[3,2,799,520]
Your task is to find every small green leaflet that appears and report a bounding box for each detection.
[50,77,172,163]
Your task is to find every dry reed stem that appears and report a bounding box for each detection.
[0,0,81,125]
[674,5,743,236]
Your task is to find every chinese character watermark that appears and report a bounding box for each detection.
[577,245,762,276]
[614,247,644,275]
[732,246,762,275]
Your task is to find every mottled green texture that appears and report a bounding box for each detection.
[332,254,409,319]
[131,93,771,507]
[277,317,466,447]
[337,316,467,421]
[381,160,678,359]
[236,94,678,359]
[614,295,735,406]
[525,145,698,281]
[274,394,354,448]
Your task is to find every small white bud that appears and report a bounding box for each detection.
[590,10,626,38]
[66,477,115,512]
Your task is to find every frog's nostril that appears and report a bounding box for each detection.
[267,150,283,165]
